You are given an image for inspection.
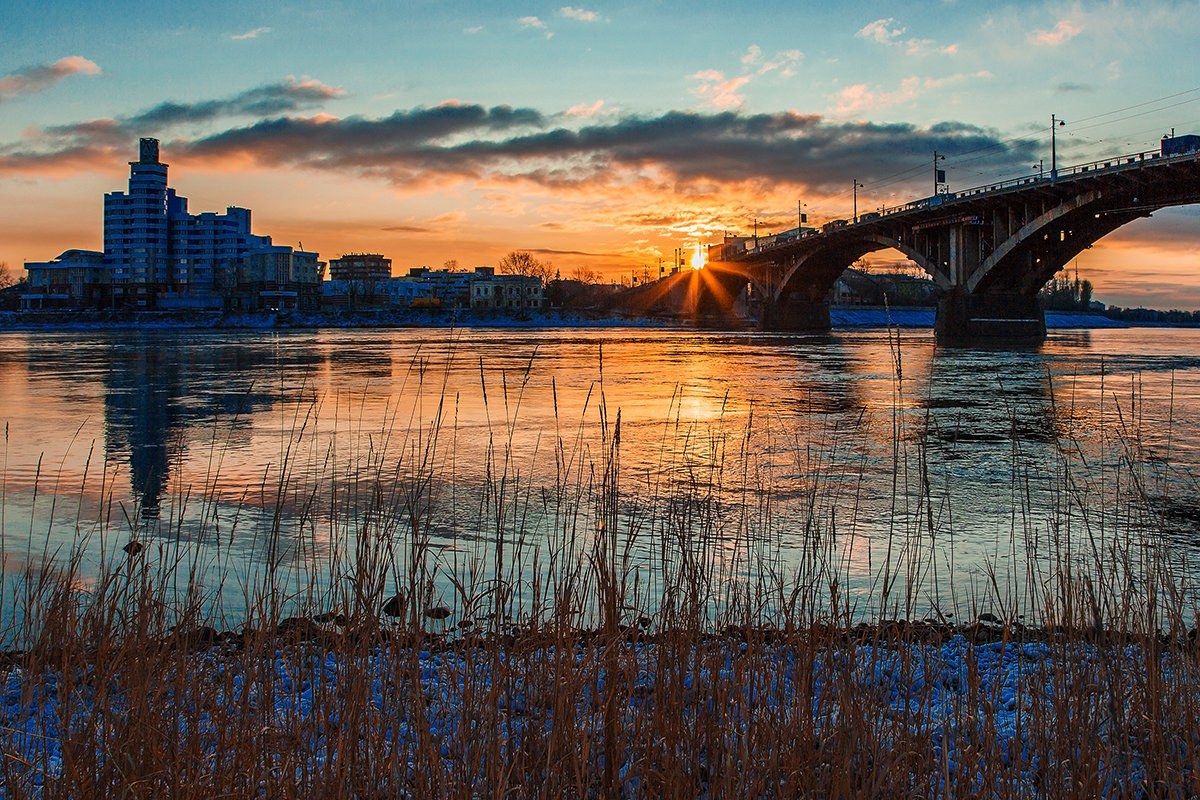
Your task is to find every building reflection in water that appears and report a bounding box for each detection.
[103,342,181,520]
[100,335,299,522]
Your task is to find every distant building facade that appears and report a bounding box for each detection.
[328,253,392,282]
[471,269,544,312]
[236,246,325,311]
[324,253,393,308]
[24,138,323,311]
[322,265,545,313]
[22,249,109,307]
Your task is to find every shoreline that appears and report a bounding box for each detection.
[0,307,1184,332]
[5,613,1192,668]
[2,605,1193,797]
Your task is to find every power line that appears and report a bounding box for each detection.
[795,86,1200,219]
[1066,86,1200,125]
[1068,94,1200,134]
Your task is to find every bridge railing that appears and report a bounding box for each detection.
[870,147,1174,219]
[940,147,1171,202]
[733,144,1197,259]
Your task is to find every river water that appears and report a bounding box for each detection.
[2,325,1199,627]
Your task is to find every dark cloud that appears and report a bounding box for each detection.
[1055,82,1093,93]
[0,56,100,104]
[3,92,1040,200]
[174,106,1038,196]
[381,224,434,233]
[530,247,607,257]
[133,79,343,127]
[32,78,346,152]
[183,104,546,174]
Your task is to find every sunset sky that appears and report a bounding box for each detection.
[2,0,1199,309]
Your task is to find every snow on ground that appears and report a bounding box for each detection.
[0,633,1170,796]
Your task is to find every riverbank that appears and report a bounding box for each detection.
[3,594,1197,798]
[831,307,1139,329]
[0,308,650,331]
[0,306,1179,332]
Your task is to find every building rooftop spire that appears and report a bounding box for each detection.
[138,137,160,165]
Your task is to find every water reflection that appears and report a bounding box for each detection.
[103,342,181,519]
[98,335,303,520]
[0,326,1198,621]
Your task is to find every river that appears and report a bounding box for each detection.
[2,325,1198,627]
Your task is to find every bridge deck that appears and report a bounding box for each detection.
[728,145,1200,263]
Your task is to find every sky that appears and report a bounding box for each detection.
[2,0,1199,309]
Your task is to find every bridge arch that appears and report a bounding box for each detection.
[639,146,1200,339]
[965,191,1154,296]
[773,234,949,305]
[859,234,951,289]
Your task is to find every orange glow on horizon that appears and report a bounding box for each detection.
[4,144,1198,310]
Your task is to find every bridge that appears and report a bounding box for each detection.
[624,139,1200,342]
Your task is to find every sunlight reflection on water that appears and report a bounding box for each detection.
[2,325,1200,624]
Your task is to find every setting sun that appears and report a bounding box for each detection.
[691,244,707,270]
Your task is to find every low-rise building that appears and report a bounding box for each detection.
[322,265,545,313]
[21,250,108,309]
[328,253,392,282]
[234,246,325,311]
[471,269,544,312]
[324,253,393,308]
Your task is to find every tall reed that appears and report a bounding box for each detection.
[0,343,1198,798]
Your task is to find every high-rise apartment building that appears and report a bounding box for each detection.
[24,138,322,311]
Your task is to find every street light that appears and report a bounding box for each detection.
[852,179,864,223]
[1051,114,1065,180]
[933,151,946,195]
[1033,159,1044,180]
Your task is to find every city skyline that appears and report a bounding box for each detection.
[3,0,1200,308]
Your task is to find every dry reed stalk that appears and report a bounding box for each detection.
[1,345,1199,798]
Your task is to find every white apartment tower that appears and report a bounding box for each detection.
[100,137,265,307]
[25,138,323,311]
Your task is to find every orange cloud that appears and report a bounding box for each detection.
[1030,18,1082,46]
[0,56,100,104]
[689,70,752,110]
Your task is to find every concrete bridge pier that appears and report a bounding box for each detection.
[760,298,832,331]
[934,289,1046,345]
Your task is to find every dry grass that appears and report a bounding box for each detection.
[1,350,1199,798]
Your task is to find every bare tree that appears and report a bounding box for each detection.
[571,266,600,284]
[443,259,459,271]
[0,262,13,289]
[498,251,555,282]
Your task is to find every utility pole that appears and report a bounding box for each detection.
[798,200,807,233]
[1051,114,1065,180]
[852,180,863,223]
[933,151,946,195]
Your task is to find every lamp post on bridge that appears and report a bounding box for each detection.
[1034,159,1044,180]
[933,151,946,195]
[852,180,863,223]
[1051,114,1065,180]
